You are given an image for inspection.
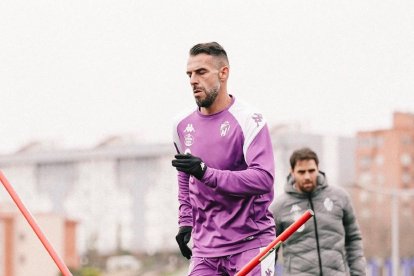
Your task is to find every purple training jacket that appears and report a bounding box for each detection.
[173,96,276,257]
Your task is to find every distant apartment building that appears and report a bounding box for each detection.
[0,204,78,276]
[270,124,356,195]
[0,137,179,256]
[354,112,414,258]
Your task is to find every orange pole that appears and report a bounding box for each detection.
[0,170,72,276]
[236,209,314,276]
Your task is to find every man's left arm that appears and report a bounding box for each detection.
[202,125,275,196]
[342,191,367,275]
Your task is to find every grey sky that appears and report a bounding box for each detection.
[1,0,413,153]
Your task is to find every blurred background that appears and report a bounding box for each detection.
[0,1,413,275]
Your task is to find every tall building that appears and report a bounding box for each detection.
[354,112,414,259]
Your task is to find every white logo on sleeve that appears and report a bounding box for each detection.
[252,113,263,127]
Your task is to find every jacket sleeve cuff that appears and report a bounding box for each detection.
[200,167,217,189]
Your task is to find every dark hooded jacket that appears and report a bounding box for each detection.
[272,172,366,275]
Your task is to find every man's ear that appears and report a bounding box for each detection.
[219,66,229,81]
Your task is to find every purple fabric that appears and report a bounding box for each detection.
[173,97,276,257]
[189,247,274,276]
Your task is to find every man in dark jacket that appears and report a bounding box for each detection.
[273,147,366,275]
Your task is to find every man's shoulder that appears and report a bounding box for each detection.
[229,98,267,131]
[273,192,295,208]
[230,98,264,117]
[323,185,352,207]
[272,192,308,223]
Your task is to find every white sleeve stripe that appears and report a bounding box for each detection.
[228,100,267,162]
[243,121,265,157]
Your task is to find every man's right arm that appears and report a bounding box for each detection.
[175,171,193,259]
[173,121,193,227]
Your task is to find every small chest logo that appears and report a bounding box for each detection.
[324,198,333,211]
[184,134,194,147]
[183,123,195,147]
[220,121,230,137]
[290,204,301,213]
[185,123,195,133]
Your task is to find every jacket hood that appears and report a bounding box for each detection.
[285,171,328,197]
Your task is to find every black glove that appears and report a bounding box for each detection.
[171,154,207,180]
[175,226,192,259]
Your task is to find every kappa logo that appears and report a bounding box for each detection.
[220,121,230,137]
[184,123,195,133]
[290,204,301,213]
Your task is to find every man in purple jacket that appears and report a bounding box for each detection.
[172,42,276,276]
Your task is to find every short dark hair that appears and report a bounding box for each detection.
[189,42,229,65]
[290,147,319,169]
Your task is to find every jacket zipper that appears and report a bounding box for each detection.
[308,194,323,276]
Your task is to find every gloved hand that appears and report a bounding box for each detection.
[172,154,207,180]
[175,226,192,259]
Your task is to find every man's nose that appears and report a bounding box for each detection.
[189,73,198,85]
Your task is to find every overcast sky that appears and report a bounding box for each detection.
[1,0,413,154]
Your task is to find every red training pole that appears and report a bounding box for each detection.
[235,209,314,276]
[0,170,72,276]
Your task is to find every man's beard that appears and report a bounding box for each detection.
[299,181,316,193]
[195,86,219,108]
